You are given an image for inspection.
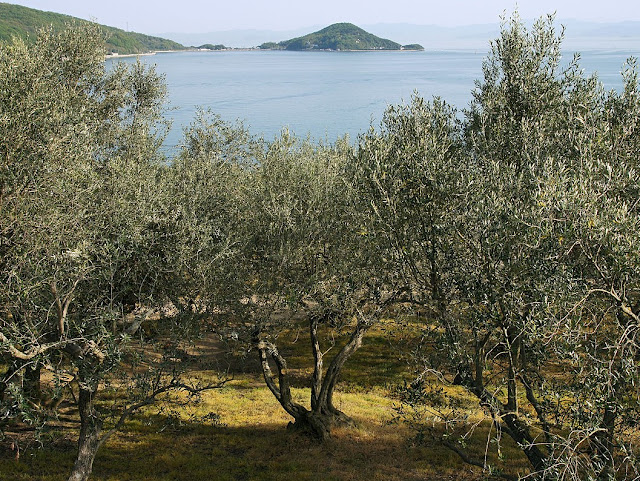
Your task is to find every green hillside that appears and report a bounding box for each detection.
[260,23,423,51]
[0,2,185,54]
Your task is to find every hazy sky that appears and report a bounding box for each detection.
[6,0,640,33]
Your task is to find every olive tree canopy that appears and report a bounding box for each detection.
[0,25,224,481]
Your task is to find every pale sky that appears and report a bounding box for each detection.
[5,0,640,33]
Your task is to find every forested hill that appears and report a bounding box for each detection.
[260,23,424,51]
[0,2,185,54]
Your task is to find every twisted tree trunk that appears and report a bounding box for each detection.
[256,317,370,441]
[459,356,548,474]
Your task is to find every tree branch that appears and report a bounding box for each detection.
[310,318,323,411]
[255,337,306,418]
[0,331,83,361]
[442,439,518,481]
[317,315,372,413]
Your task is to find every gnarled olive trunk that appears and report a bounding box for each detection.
[457,352,548,474]
[286,405,354,441]
[68,386,102,481]
[256,317,369,441]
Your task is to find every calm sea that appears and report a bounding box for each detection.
[106,49,637,150]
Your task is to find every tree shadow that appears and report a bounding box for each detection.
[87,420,482,481]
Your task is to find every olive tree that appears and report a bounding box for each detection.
[432,14,579,475]
[164,110,262,334]
[238,131,393,440]
[0,25,221,481]
[171,122,383,440]
[543,59,640,481]
[362,13,640,480]
[452,15,640,480]
[354,94,464,318]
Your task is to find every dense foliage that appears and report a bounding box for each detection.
[1,12,639,481]
[358,14,640,481]
[0,24,218,481]
[0,2,185,54]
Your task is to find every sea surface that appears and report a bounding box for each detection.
[106,49,638,150]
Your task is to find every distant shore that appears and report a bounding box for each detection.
[104,47,425,60]
[104,48,259,59]
[105,51,158,59]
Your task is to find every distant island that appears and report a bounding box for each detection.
[0,2,185,55]
[197,44,228,51]
[259,23,424,51]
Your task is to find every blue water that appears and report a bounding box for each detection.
[106,49,637,150]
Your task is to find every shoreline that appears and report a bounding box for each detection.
[104,48,257,60]
[105,47,423,59]
[105,51,158,59]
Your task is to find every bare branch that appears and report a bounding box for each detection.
[442,439,518,481]
[98,377,227,448]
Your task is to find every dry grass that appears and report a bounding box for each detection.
[0,321,530,480]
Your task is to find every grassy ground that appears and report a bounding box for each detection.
[0,321,529,480]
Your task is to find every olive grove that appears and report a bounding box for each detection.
[1,12,639,481]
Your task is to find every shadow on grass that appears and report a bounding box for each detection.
[2,419,484,481]
[96,422,482,481]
